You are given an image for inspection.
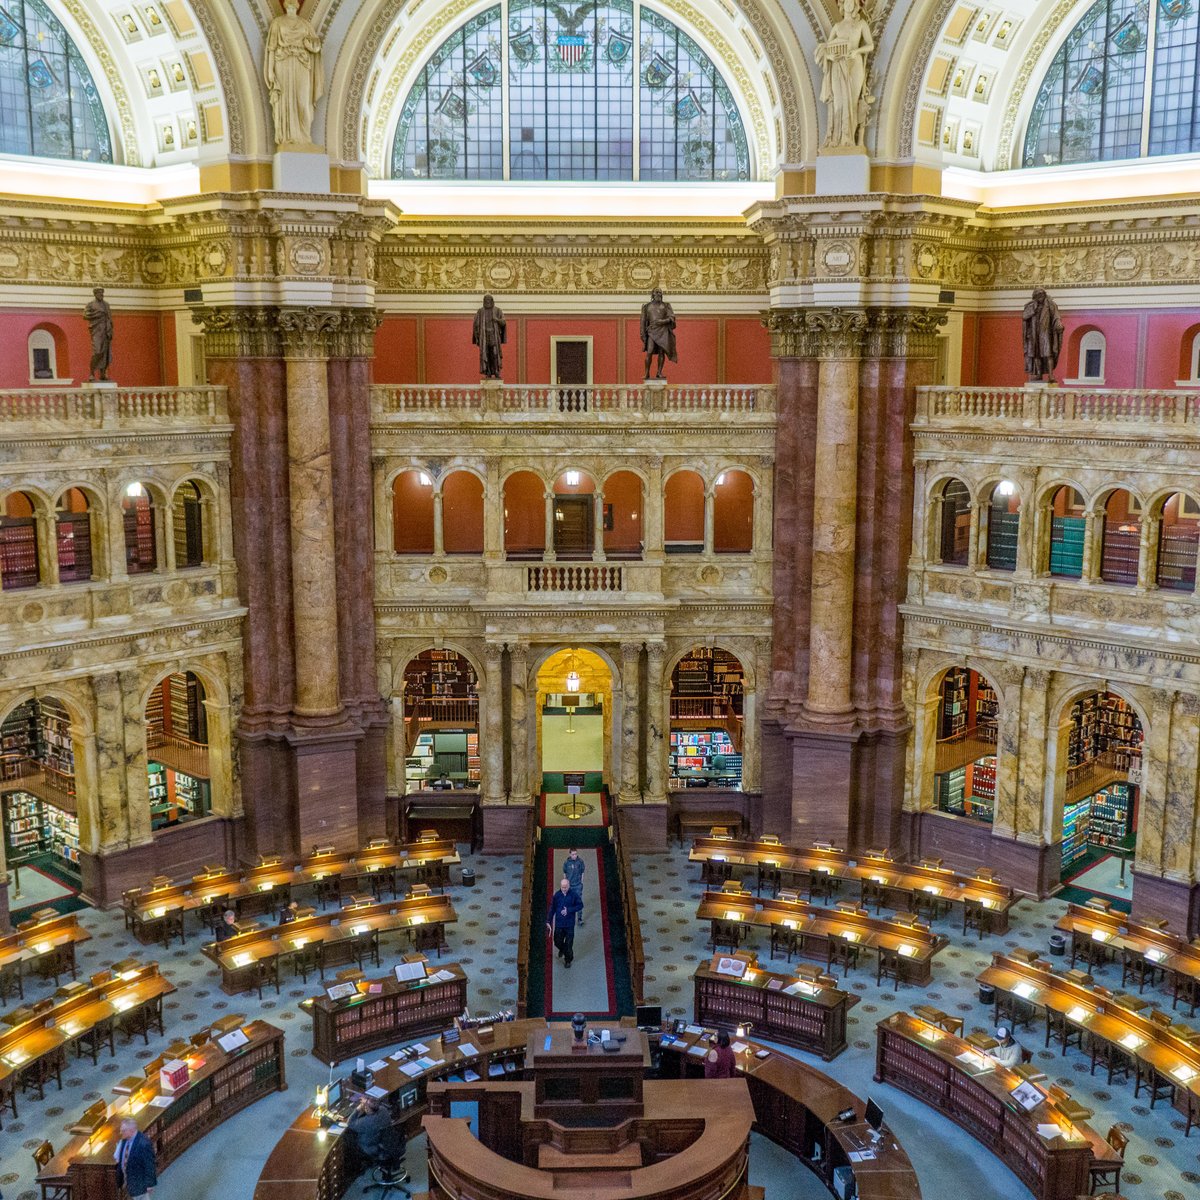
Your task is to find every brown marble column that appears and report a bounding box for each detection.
[619,640,641,802]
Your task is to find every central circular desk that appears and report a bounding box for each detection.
[252,1018,921,1200]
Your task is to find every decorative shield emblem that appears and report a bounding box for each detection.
[643,53,675,89]
[510,27,538,63]
[427,138,460,172]
[27,58,55,90]
[0,7,21,46]
[436,90,467,121]
[606,31,631,66]
[1159,0,1188,19]
[676,89,705,122]
[556,34,586,66]
[1109,15,1144,52]
[1074,62,1104,96]
[466,52,497,89]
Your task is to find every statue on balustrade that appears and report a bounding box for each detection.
[1022,288,1064,383]
[264,0,324,149]
[641,288,677,379]
[815,0,875,149]
[84,287,113,382]
[473,294,507,378]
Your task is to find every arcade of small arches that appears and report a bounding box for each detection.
[389,465,758,559]
[0,477,219,590]
[926,477,1200,592]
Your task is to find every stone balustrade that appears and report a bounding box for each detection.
[916,385,1200,430]
[526,563,623,592]
[372,382,775,417]
[0,386,229,427]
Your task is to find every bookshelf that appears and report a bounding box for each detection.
[1099,520,1140,585]
[669,729,741,785]
[0,513,39,589]
[1088,784,1132,849]
[1049,515,1085,577]
[975,678,998,738]
[986,508,1019,570]
[1062,798,1091,871]
[1068,692,1142,774]
[123,499,156,572]
[45,803,80,865]
[3,790,44,856]
[1157,526,1199,591]
[938,668,968,739]
[2,701,38,781]
[671,647,744,715]
[55,509,93,583]
[39,697,75,794]
[405,650,479,706]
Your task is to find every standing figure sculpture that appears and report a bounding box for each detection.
[1022,288,1064,382]
[641,288,677,379]
[473,295,507,379]
[84,287,113,382]
[815,0,875,149]
[264,0,324,149]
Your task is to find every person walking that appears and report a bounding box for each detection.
[563,848,586,927]
[546,876,583,968]
[115,1118,157,1200]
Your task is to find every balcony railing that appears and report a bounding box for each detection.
[373,383,774,417]
[917,385,1200,430]
[1,386,228,427]
[146,733,211,780]
[527,564,623,592]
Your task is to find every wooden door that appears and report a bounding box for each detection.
[553,496,593,557]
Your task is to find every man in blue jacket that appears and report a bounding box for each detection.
[563,848,586,927]
[115,1118,157,1200]
[546,876,584,967]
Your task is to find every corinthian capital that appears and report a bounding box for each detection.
[278,307,344,357]
[191,305,281,358]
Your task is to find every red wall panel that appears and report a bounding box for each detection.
[524,318,619,383]
[624,316,718,383]
[725,318,773,383]
[0,310,164,388]
[375,316,419,383]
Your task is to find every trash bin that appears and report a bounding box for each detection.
[978,983,995,1006]
[1048,932,1067,957]
[461,867,476,888]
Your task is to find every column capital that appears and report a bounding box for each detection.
[192,305,281,358]
[620,640,642,661]
[863,306,948,359]
[483,642,505,665]
[278,307,345,358]
[763,307,870,359]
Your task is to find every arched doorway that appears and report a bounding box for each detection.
[931,668,998,823]
[1059,690,1143,897]
[535,648,612,789]
[145,671,211,830]
[401,650,479,792]
[1,696,82,879]
[669,647,744,789]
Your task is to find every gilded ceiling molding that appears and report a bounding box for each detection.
[893,0,956,158]
[61,0,141,165]
[193,0,250,155]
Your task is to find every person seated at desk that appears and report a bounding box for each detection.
[214,909,239,941]
[990,1025,1024,1068]
[430,772,453,790]
[704,1029,737,1079]
[278,901,300,925]
[348,1098,408,1184]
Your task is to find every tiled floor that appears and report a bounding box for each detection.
[5,844,1199,1200]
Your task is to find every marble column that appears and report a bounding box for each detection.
[161,501,177,572]
[509,642,530,805]
[119,667,153,847]
[593,491,606,562]
[1080,510,1099,581]
[1136,516,1157,590]
[1165,695,1200,879]
[904,689,940,813]
[643,458,664,559]
[105,476,128,582]
[751,478,771,554]
[740,646,765,794]
[281,310,344,719]
[1135,689,1173,875]
[1018,669,1053,841]
[1015,494,1036,577]
[645,642,668,804]
[990,676,1022,838]
[619,641,641,803]
[482,642,505,804]
[483,463,504,562]
[432,488,445,557]
[543,492,556,561]
[35,510,58,586]
[703,489,715,556]
[966,502,982,570]
[91,672,130,851]
[202,697,237,818]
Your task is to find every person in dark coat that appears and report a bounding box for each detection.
[347,1097,392,1159]
[563,848,586,927]
[213,909,238,941]
[115,1118,157,1200]
[546,877,584,967]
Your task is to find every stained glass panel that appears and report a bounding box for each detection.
[1023,0,1200,166]
[0,0,110,163]
[391,1,750,181]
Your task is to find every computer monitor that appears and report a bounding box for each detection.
[636,1004,663,1029]
[864,1097,885,1142]
[325,1079,341,1108]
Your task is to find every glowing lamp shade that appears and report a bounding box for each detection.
[565,670,580,693]
[996,479,1017,497]
[125,481,145,498]
[565,470,580,486]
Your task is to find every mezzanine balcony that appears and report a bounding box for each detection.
[1,385,228,429]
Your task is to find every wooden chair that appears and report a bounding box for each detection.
[291,942,321,983]
[0,958,24,1004]
[349,928,381,972]
[251,957,281,999]
[0,1071,17,1127]
[807,869,839,904]
[709,919,743,955]
[409,920,447,959]
[18,1045,65,1100]
[755,862,782,897]
[74,1013,116,1065]
[1070,930,1112,972]
[1088,1035,1131,1085]
[769,925,802,963]
[859,878,886,914]
[962,899,989,941]
[33,1140,71,1200]
[119,995,166,1045]
[911,888,948,923]
[1133,1057,1176,1108]
[1044,1007,1085,1055]
[1183,1086,1199,1138]
[1171,970,1199,1018]
[876,947,903,989]
[1087,1125,1126,1194]
[826,937,861,977]
[994,989,1036,1033]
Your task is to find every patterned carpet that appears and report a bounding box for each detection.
[5,842,1200,1200]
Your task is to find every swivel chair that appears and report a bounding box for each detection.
[363,1122,411,1199]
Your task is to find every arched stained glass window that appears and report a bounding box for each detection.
[1023,0,1200,167]
[392,0,750,181]
[0,0,111,163]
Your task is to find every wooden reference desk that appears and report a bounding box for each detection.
[396,790,482,852]
[689,837,1015,930]
[305,962,468,1065]
[876,1012,1117,1200]
[693,959,858,1060]
[696,891,948,985]
[1,963,174,1116]
[658,1025,921,1200]
[0,913,90,995]
[203,894,457,994]
[978,951,1200,1122]
[36,1019,285,1200]
[1054,903,1200,1012]
[256,1018,922,1200]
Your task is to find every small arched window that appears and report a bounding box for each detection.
[503,471,545,558]
[173,481,205,568]
[985,481,1020,571]
[713,470,753,554]
[664,470,704,554]
[1,491,40,590]
[442,471,484,554]
[27,327,67,383]
[122,482,157,574]
[1099,490,1140,586]
[1156,492,1199,592]
[938,479,970,565]
[55,487,93,583]
[1187,330,1200,384]
[393,469,435,554]
[603,471,643,559]
[1078,331,1106,383]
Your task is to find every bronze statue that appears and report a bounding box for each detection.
[85,286,114,382]
[641,288,677,379]
[472,294,506,379]
[1022,288,1063,382]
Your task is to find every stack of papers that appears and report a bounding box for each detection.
[1037,1123,1065,1140]
[399,1060,424,1078]
[731,1041,750,1053]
